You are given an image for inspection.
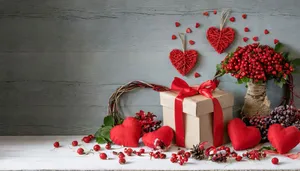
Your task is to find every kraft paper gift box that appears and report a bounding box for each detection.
[159,89,234,148]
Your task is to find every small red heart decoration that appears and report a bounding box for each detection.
[110,117,142,147]
[142,126,174,148]
[268,124,300,154]
[228,118,261,150]
[206,27,235,54]
[169,49,198,76]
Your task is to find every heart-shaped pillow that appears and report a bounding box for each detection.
[142,126,174,149]
[268,124,300,154]
[169,49,198,76]
[110,117,142,147]
[228,118,261,150]
[206,27,235,54]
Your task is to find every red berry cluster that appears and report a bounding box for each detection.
[149,151,167,159]
[242,150,267,160]
[206,146,231,162]
[220,43,293,83]
[135,110,162,135]
[170,150,191,166]
[112,151,127,164]
[123,148,145,156]
[82,134,95,143]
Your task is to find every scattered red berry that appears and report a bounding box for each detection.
[77,148,84,155]
[242,14,247,19]
[93,144,101,151]
[189,40,195,45]
[213,10,217,14]
[105,143,111,150]
[194,72,201,78]
[160,153,166,159]
[72,140,78,146]
[272,157,279,165]
[195,22,200,28]
[53,141,60,148]
[175,22,181,27]
[100,153,107,160]
[126,148,133,154]
[170,157,177,163]
[243,37,249,42]
[118,152,125,158]
[229,17,235,22]
[179,160,184,165]
[139,148,145,154]
[274,39,279,44]
[177,150,185,155]
[244,27,250,32]
[252,36,259,41]
[264,29,269,34]
[186,28,192,33]
[119,158,126,164]
[82,136,91,143]
[171,35,177,40]
[236,156,242,161]
[88,134,94,139]
[203,11,209,16]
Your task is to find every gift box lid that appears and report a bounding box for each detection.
[159,89,234,117]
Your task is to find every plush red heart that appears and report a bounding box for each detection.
[268,124,300,154]
[110,117,142,147]
[169,49,198,76]
[206,27,235,54]
[142,126,174,149]
[228,118,261,150]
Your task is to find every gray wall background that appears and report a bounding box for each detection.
[0,0,300,135]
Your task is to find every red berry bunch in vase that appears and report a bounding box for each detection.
[216,43,300,117]
[135,110,162,135]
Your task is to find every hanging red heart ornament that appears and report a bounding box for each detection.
[169,33,199,76]
[206,9,235,54]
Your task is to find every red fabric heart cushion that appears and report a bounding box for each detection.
[268,124,300,154]
[228,118,261,150]
[110,117,142,147]
[142,126,174,148]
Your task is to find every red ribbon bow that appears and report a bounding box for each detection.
[171,77,224,147]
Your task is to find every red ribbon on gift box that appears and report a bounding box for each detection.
[170,77,224,147]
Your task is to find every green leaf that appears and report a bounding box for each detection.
[237,79,243,84]
[274,42,283,52]
[100,126,112,139]
[96,136,107,144]
[241,77,250,83]
[259,146,276,152]
[281,52,290,61]
[94,128,102,138]
[104,115,114,126]
[216,64,221,71]
[292,58,300,66]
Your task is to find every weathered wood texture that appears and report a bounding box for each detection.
[0,0,299,135]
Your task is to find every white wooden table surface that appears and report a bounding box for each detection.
[0,136,300,171]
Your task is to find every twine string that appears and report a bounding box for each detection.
[178,33,186,52]
[220,9,231,30]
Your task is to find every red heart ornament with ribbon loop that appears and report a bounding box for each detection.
[268,124,300,154]
[110,117,142,147]
[169,33,198,76]
[206,9,235,54]
[228,118,261,150]
[142,126,174,149]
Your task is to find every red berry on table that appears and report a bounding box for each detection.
[88,134,94,139]
[213,10,217,14]
[119,158,126,164]
[118,152,125,158]
[105,143,111,150]
[186,28,192,33]
[242,14,247,19]
[184,152,191,158]
[231,152,237,157]
[195,22,201,28]
[252,36,259,41]
[154,154,159,159]
[171,35,177,40]
[72,140,78,146]
[82,136,91,143]
[203,11,209,16]
[126,148,133,154]
[179,160,184,165]
[229,17,235,22]
[77,148,84,155]
[244,27,250,32]
[175,22,181,27]
[160,153,166,159]
[274,39,279,44]
[264,29,269,34]
[243,37,249,42]
[136,152,142,156]
[194,72,201,78]
[236,155,242,161]
[100,153,107,160]
[189,40,195,45]
[139,148,145,153]
[272,157,279,165]
[93,144,101,151]
[170,157,177,163]
[53,141,60,148]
